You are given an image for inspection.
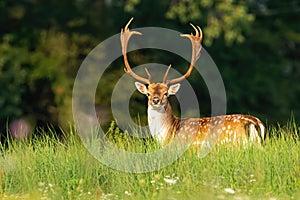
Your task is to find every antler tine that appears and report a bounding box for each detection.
[120,18,151,84]
[168,23,203,85]
[124,17,134,31]
[145,68,152,83]
[163,65,172,84]
[190,23,199,37]
[197,25,203,41]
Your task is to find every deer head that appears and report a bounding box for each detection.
[134,81,179,110]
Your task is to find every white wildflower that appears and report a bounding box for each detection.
[249,174,256,183]
[224,188,235,194]
[164,176,179,185]
[250,179,256,183]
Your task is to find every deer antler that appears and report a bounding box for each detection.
[120,17,151,84]
[165,23,203,85]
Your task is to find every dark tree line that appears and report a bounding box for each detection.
[0,0,299,136]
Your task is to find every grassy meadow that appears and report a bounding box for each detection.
[0,121,299,200]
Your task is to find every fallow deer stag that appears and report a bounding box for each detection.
[120,18,266,148]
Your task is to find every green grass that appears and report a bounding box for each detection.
[0,122,299,200]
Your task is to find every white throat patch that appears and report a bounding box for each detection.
[147,105,169,144]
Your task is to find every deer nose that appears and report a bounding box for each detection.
[152,98,160,105]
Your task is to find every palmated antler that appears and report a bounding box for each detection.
[121,19,203,85]
[164,24,203,85]
[120,18,151,84]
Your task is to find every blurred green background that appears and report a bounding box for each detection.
[0,0,299,136]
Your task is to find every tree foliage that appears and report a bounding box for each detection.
[0,35,27,121]
[0,0,299,134]
[166,0,255,45]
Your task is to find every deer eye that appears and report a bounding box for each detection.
[146,93,150,97]
[164,92,168,96]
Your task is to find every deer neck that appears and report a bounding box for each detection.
[147,102,176,144]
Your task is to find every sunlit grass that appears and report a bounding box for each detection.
[0,121,299,199]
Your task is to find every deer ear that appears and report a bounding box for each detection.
[135,82,148,95]
[168,83,181,95]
